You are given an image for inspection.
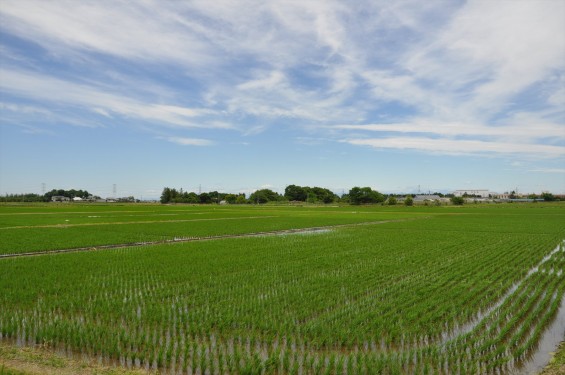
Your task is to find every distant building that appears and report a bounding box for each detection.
[453,189,490,198]
[414,194,442,202]
[51,196,70,202]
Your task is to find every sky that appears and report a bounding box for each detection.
[1,0,564,199]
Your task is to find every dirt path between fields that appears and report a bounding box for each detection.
[0,217,426,259]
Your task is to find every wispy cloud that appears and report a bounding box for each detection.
[1,0,563,161]
[0,1,214,67]
[343,137,565,158]
[528,168,565,174]
[334,121,565,141]
[159,136,215,146]
[0,68,227,129]
[0,102,51,116]
[334,0,565,159]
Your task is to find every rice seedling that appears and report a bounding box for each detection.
[0,203,563,373]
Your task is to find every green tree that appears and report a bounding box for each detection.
[349,187,385,205]
[310,187,337,203]
[306,192,317,204]
[186,192,199,203]
[451,196,465,205]
[45,188,91,202]
[249,189,281,204]
[250,191,268,204]
[284,185,308,201]
[0,193,43,203]
[160,190,167,203]
[199,192,212,204]
[404,196,413,206]
[208,191,222,204]
[224,194,237,204]
[541,192,555,201]
[387,196,397,205]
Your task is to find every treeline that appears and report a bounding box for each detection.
[160,188,248,204]
[0,189,99,203]
[284,185,338,203]
[0,193,45,202]
[160,185,411,205]
[44,189,94,200]
[160,187,287,204]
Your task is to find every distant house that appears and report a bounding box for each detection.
[413,194,442,202]
[453,189,490,198]
[51,196,70,202]
[72,197,83,202]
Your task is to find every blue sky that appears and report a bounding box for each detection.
[1,0,564,199]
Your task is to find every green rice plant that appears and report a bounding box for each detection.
[0,204,564,373]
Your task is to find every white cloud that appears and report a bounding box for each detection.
[1,0,563,161]
[0,1,214,67]
[343,137,565,158]
[332,0,565,160]
[547,76,565,107]
[361,71,427,105]
[402,0,565,120]
[0,68,226,129]
[237,71,286,91]
[160,137,215,146]
[0,102,51,115]
[528,168,565,174]
[0,0,370,127]
[333,121,565,141]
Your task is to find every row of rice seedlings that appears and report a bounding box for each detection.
[394,236,540,348]
[1,229,563,373]
[430,250,551,371]
[443,260,564,373]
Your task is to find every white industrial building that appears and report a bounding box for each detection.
[51,196,70,202]
[453,189,490,198]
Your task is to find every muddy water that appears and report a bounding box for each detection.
[511,295,565,374]
[275,228,331,236]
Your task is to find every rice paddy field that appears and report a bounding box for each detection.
[0,202,564,374]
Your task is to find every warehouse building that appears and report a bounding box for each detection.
[453,189,490,198]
